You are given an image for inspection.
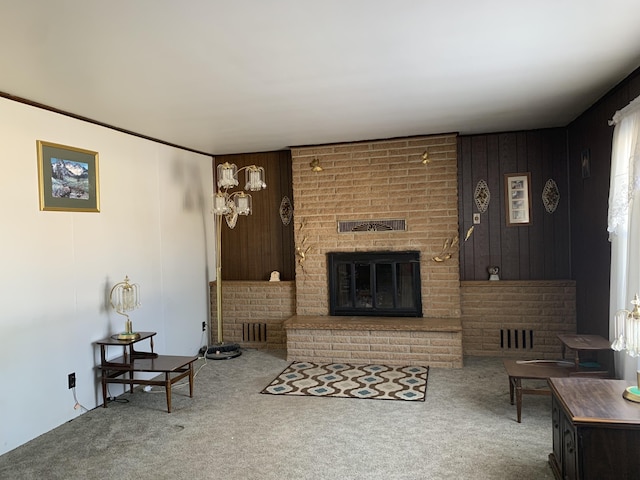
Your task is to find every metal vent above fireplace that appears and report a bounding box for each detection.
[337,219,406,233]
[328,251,422,317]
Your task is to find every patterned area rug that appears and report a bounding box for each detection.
[261,362,429,401]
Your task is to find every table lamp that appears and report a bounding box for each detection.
[109,275,141,340]
[611,293,640,402]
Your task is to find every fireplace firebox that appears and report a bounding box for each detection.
[328,251,422,317]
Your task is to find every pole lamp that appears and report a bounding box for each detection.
[206,162,266,360]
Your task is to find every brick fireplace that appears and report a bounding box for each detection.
[290,134,461,318]
[283,134,463,367]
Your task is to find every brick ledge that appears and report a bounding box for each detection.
[283,315,461,332]
[460,280,575,287]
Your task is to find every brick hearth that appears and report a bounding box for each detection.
[284,315,463,367]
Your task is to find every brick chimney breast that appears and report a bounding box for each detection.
[291,134,460,318]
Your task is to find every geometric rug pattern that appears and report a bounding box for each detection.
[261,362,429,401]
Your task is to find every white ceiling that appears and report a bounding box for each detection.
[2,1,640,155]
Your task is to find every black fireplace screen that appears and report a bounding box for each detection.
[328,251,422,317]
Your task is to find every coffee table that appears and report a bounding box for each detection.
[503,359,573,423]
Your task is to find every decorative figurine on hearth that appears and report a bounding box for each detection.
[488,266,500,281]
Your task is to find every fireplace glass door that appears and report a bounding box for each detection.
[328,251,422,317]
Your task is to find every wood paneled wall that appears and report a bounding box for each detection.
[567,67,640,336]
[458,129,570,281]
[214,150,295,281]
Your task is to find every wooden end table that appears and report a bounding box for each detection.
[557,333,613,376]
[95,332,197,412]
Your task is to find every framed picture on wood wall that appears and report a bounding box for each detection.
[37,140,100,212]
[504,172,531,226]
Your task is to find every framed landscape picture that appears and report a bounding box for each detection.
[37,140,100,212]
[504,172,531,226]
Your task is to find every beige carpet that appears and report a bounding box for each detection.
[0,350,554,480]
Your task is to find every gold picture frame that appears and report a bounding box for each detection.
[504,172,531,226]
[37,140,100,212]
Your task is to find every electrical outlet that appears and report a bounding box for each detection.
[202,321,206,332]
[68,372,76,389]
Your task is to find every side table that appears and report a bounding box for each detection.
[95,332,197,412]
[557,333,613,377]
[96,331,158,367]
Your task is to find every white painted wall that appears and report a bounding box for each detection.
[0,97,216,455]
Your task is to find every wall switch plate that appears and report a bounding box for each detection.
[473,213,481,224]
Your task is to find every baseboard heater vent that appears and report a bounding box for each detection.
[243,322,267,343]
[500,329,534,349]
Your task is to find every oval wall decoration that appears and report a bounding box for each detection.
[542,179,560,213]
[474,179,490,213]
[279,196,293,225]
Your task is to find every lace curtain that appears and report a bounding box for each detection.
[608,95,640,238]
[608,94,640,381]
